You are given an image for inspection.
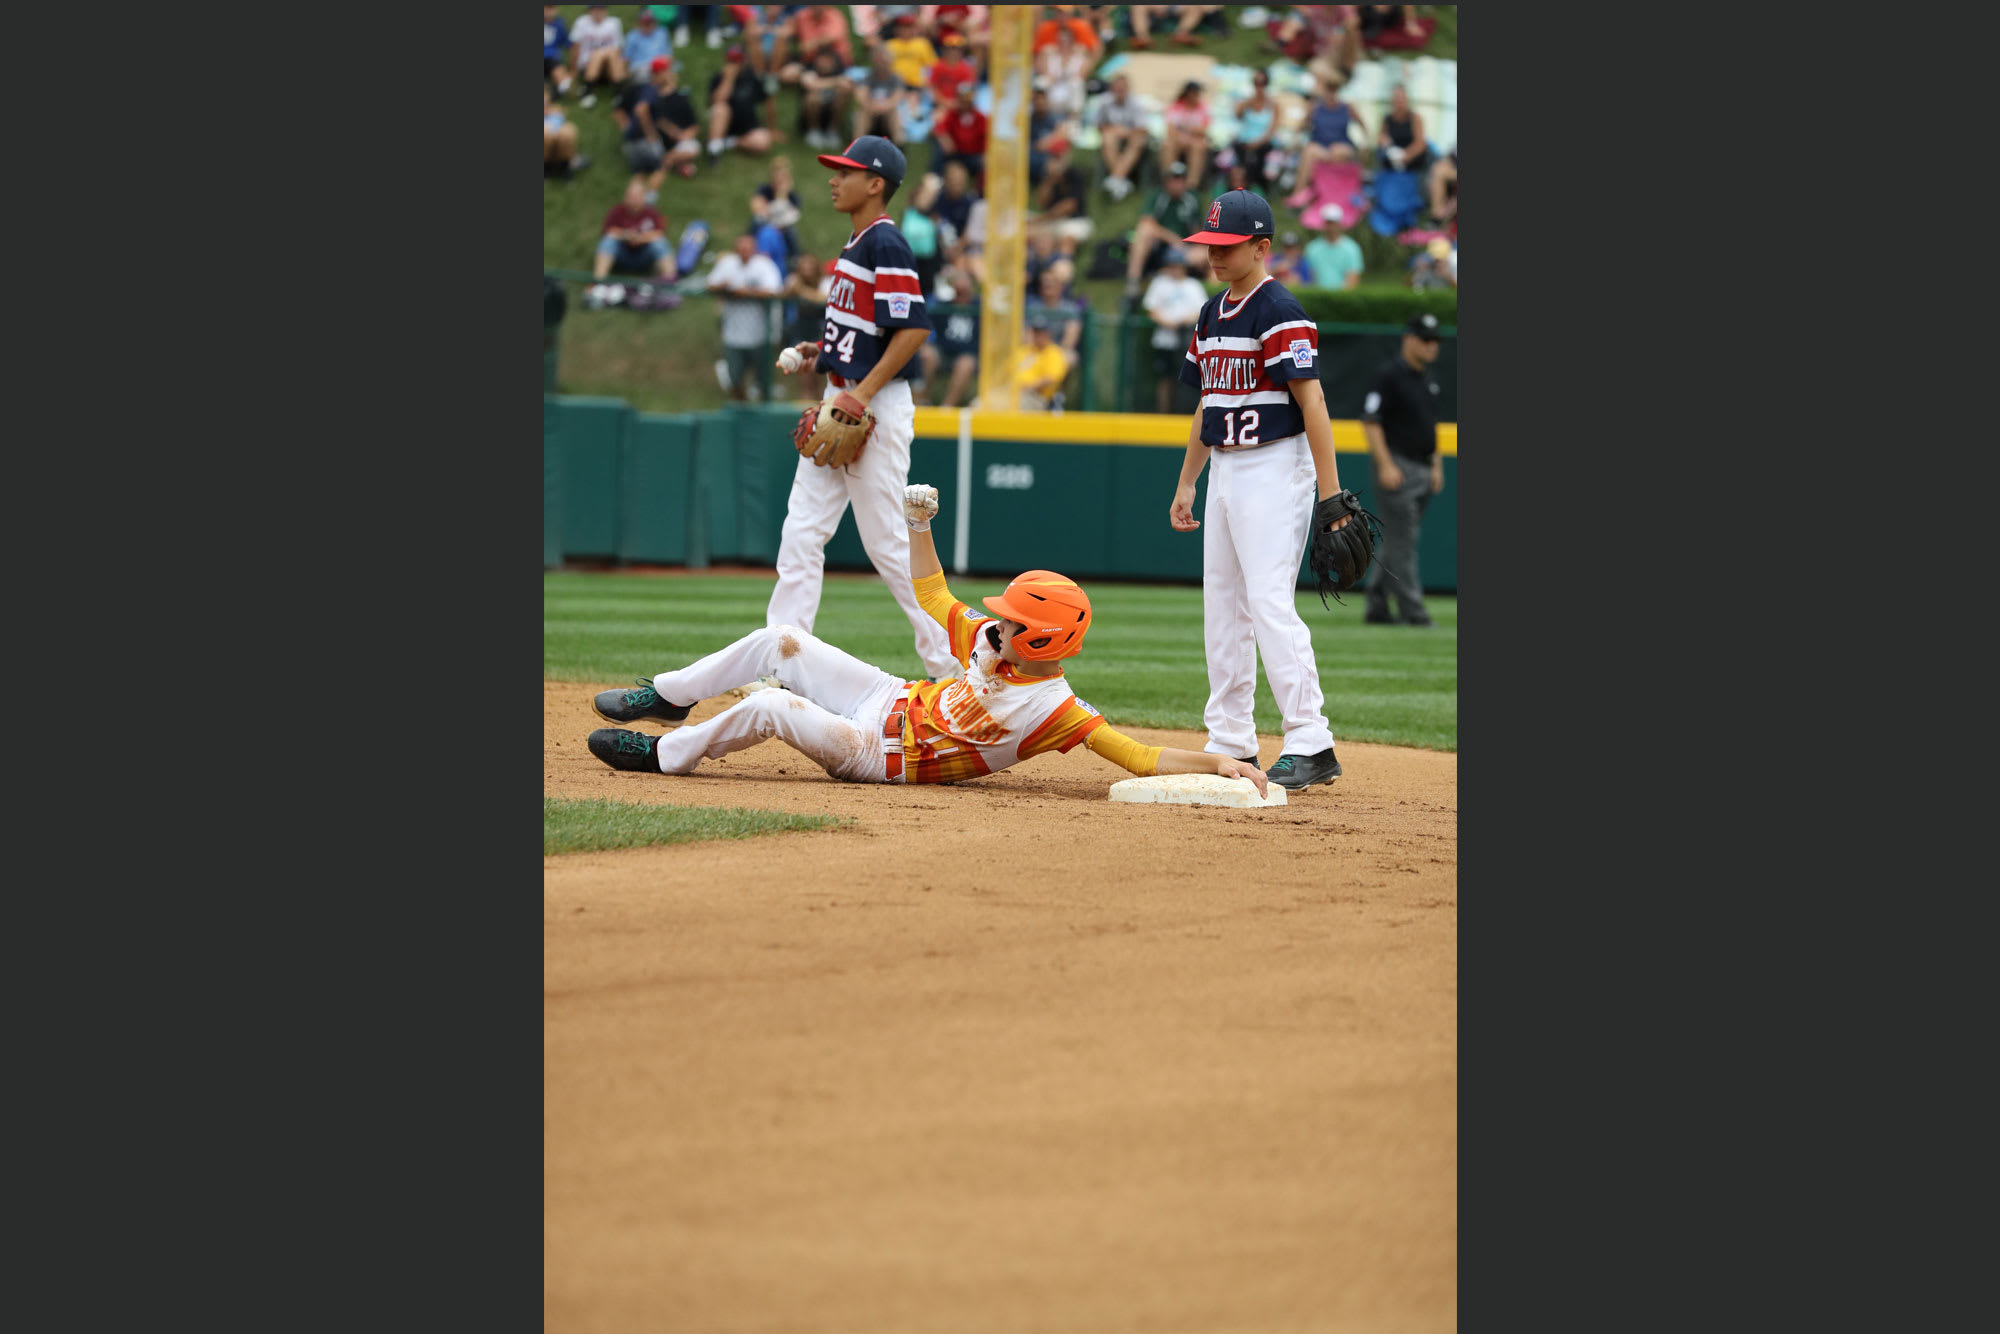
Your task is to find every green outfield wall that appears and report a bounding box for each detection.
[544,398,1458,592]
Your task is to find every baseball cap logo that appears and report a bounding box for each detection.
[1207,200,1223,229]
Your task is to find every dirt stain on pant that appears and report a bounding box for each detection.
[778,633,801,659]
[820,721,869,780]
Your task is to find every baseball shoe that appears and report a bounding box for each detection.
[588,728,662,773]
[593,677,691,725]
[1234,755,1260,766]
[1401,613,1436,628]
[1267,748,1342,789]
[1364,608,1396,625]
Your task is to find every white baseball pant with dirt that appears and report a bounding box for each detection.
[766,377,959,680]
[1200,431,1336,760]
[650,624,903,781]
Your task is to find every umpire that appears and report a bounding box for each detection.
[1360,312,1447,626]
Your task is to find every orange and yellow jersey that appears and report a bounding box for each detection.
[899,572,1110,784]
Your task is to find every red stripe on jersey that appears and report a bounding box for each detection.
[826,269,876,322]
[1260,325,1319,357]
[873,270,923,296]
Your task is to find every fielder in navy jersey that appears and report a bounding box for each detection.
[1169,189,1355,790]
[812,211,928,382]
[1178,273,1321,445]
[771,135,958,681]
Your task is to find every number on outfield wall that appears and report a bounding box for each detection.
[1221,409,1261,446]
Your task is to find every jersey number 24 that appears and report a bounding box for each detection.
[1221,408,1260,446]
[824,322,856,364]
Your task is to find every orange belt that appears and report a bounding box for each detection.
[883,695,910,782]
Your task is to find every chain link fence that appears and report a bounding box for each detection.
[545,268,1454,417]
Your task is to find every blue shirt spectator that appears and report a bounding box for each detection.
[544,5,574,96]
[1303,213,1365,290]
[1309,97,1356,148]
[624,10,672,73]
[754,220,789,270]
[543,6,570,62]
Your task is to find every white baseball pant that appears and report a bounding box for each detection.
[650,624,905,780]
[766,377,959,680]
[1200,432,1336,760]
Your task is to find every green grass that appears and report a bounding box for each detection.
[546,571,1456,751]
[544,795,848,855]
[545,6,1456,412]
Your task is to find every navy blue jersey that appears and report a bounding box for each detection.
[816,215,932,383]
[934,305,980,359]
[1176,276,1321,447]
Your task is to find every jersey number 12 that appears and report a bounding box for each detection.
[1221,408,1260,446]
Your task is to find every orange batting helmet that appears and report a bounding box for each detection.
[982,570,1093,660]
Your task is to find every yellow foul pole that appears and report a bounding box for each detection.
[975,5,1033,411]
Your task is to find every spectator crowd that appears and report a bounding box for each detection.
[548,6,1456,411]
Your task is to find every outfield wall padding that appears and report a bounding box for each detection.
[618,414,699,565]
[543,417,563,571]
[542,396,1458,591]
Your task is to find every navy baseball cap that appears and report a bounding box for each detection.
[1405,312,1442,341]
[1184,189,1276,244]
[818,135,907,188]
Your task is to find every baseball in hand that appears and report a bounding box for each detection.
[778,347,804,373]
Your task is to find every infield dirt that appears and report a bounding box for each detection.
[545,681,1457,1332]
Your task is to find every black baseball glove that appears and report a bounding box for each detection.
[1309,489,1380,607]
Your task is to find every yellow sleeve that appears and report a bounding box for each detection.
[912,570,986,667]
[1083,723,1164,777]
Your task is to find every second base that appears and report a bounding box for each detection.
[1107,774,1288,808]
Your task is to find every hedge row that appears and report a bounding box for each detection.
[1293,287,1458,329]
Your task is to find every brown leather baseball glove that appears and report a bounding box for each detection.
[791,391,876,468]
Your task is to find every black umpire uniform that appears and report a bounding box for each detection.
[1361,312,1446,625]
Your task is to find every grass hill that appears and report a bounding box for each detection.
[544,5,1456,413]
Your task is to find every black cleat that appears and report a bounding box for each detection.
[1266,748,1342,789]
[1234,755,1260,766]
[1364,608,1396,625]
[587,728,662,772]
[592,677,691,725]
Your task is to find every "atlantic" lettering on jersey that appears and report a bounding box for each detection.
[1200,355,1264,392]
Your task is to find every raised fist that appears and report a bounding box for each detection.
[903,483,940,531]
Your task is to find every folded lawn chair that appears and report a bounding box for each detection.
[1367,168,1424,236]
[1293,158,1371,231]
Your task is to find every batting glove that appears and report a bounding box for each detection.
[903,484,939,532]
